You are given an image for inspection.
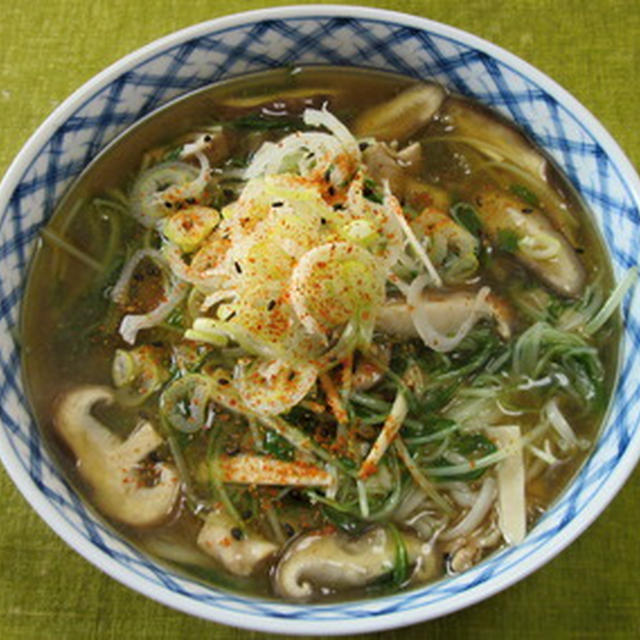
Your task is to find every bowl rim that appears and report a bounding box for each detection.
[1,4,640,635]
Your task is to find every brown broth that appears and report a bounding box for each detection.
[20,66,620,601]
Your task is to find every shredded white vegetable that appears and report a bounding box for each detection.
[303,106,361,159]
[544,398,589,451]
[244,107,360,181]
[119,280,189,344]
[359,391,408,477]
[408,275,491,352]
[486,426,526,545]
[200,289,238,312]
[111,249,165,304]
[385,183,443,287]
[584,266,638,335]
[440,477,496,541]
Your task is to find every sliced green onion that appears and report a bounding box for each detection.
[584,266,637,335]
[387,523,409,587]
[207,427,243,526]
[41,228,103,272]
[160,374,212,433]
[394,438,453,513]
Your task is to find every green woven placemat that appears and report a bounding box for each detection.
[1,1,639,638]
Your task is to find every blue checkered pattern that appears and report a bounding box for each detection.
[1,12,639,631]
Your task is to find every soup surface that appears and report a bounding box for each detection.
[21,67,623,601]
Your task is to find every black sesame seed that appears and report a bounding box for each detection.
[575,247,585,254]
[320,217,327,225]
[358,142,369,151]
[225,310,237,321]
[521,207,533,214]
[267,300,276,311]
[218,378,230,386]
[234,261,242,274]
[272,201,284,207]
[203,134,212,142]
[230,527,244,541]
[327,186,336,196]
[164,201,173,209]
[333,204,344,211]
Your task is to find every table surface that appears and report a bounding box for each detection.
[1,1,639,638]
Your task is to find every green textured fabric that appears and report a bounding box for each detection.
[1,1,639,638]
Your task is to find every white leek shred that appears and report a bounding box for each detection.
[445,482,478,508]
[325,464,339,500]
[357,479,370,518]
[527,440,559,465]
[584,266,638,335]
[408,275,491,352]
[180,151,211,201]
[394,484,430,521]
[358,390,408,477]
[162,243,227,291]
[440,477,496,541]
[244,107,360,181]
[544,397,589,451]
[486,425,526,545]
[200,289,238,312]
[303,106,361,159]
[111,249,164,303]
[385,182,443,287]
[119,280,189,344]
[179,128,223,158]
[394,438,452,513]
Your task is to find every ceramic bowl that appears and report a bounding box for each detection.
[1,5,639,635]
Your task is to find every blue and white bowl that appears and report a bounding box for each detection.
[0,5,639,635]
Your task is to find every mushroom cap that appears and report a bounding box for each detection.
[354,83,446,142]
[376,289,514,344]
[53,385,180,527]
[474,185,585,297]
[273,526,439,600]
